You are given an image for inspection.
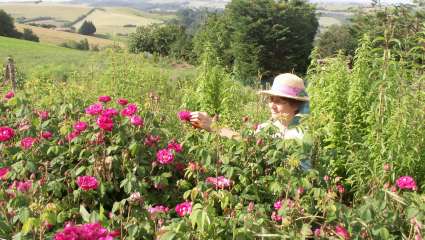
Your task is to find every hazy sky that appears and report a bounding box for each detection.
[0,0,414,4]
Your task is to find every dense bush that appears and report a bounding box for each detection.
[60,39,90,51]
[22,28,39,42]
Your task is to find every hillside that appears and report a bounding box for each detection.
[15,23,122,47]
[0,36,98,73]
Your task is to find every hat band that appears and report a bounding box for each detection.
[271,84,303,97]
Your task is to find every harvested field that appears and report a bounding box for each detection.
[15,23,123,48]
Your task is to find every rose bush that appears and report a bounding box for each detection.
[0,94,423,240]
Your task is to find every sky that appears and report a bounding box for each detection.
[0,0,414,4]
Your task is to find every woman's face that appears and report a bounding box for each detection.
[268,96,298,120]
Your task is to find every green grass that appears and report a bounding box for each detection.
[0,36,98,74]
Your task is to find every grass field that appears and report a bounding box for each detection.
[0,36,98,74]
[72,8,164,35]
[15,23,122,48]
[0,2,90,25]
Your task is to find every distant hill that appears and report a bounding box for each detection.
[15,23,122,47]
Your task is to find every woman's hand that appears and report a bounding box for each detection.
[190,111,213,131]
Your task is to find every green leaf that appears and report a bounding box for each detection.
[159,231,176,240]
[21,217,34,234]
[80,205,90,223]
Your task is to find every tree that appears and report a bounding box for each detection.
[22,28,39,42]
[128,24,192,60]
[194,0,319,83]
[78,21,96,35]
[316,24,357,58]
[0,10,21,38]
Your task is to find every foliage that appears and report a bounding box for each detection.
[128,24,193,61]
[60,39,90,51]
[0,9,21,38]
[315,24,357,58]
[78,20,97,36]
[307,28,425,195]
[21,28,39,42]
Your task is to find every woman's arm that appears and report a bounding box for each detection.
[190,112,240,139]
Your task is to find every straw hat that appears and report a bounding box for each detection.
[259,73,309,102]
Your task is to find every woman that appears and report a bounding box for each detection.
[190,73,309,140]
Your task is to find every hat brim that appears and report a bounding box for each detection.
[258,90,309,102]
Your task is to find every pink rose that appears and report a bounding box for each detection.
[20,137,37,150]
[144,134,160,147]
[156,149,174,165]
[67,131,80,142]
[4,91,14,99]
[130,116,144,126]
[0,167,10,180]
[16,180,32,192]
[206,176,232,189]
[175,201,192,217]
[74,121,88,132]
[167,140,182,153]
[96,115,114,131]
[85,103,103,115]
[0,127,14,142]
[274,200,282,210]
[314,227,322,237]
[76,176,98,191]
[37,111,49,121]
[178,111,191,122]
[41,131,53,140]
[248,202,255,212]
[117,98,128,106]
[335,225,350,240]
[121,103,137,117]
[54,222,117,240]
[396,176,417,190]
[148,205,169,215]
[98,95,111,103]
[271,211,282,222]
[336,184,345,193]
[102,108,119,118]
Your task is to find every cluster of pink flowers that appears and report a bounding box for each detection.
[54,222,119,240]
[396,176,417,190]
[0,167,10,180]
[148,205,169,215]
[206,176,232,189]
[67,121,89,142]
[102,108,119,118]
[156,149,175,165]
[175,201,192,217]
[9,180,32,193]
[0,127,14,142]
[20,137,37,150]
[121,104,137,117]
[86,103,104,116]
[76,176,99,191]
[178,111,191,122]
[4,91,14,100]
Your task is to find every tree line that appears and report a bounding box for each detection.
[128,0,425,85]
